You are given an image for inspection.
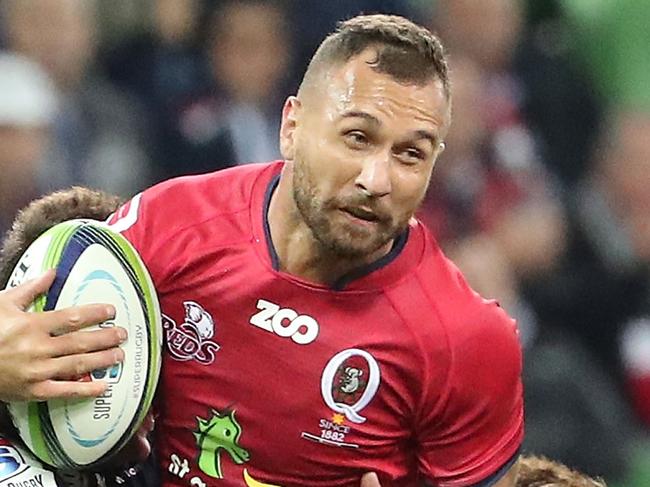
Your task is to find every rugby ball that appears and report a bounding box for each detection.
[4,219,162,470]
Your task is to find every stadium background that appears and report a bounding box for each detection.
[0,0,649,485]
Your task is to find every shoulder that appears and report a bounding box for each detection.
[419,228,519,344]
[147,162,277,212]
[115,162,279,236]
[389,224,521,389]
[106,162,282,281]
[411,227,522,390]
[408,226,523,484]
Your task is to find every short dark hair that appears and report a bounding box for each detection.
[517,455,607,487]
[0,187,122,288]
[301,14,450,97]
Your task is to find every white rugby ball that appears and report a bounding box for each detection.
[4,219,162,470]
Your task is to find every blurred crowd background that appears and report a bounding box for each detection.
[0,0,649,485]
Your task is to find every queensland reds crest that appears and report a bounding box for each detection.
[163,301,220,365]
[321,349,380,424]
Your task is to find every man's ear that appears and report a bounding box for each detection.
[435,141,446,159]
[279,96,301,161]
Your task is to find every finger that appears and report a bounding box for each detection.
[29,378,108,401]
[35,303,117,336]
[140,411,155,434]
[361,473,381,487]
[3,269,56,309]
[46,348,125,380]
[51,326,126,356]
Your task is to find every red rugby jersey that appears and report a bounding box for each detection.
[107,161,523,487]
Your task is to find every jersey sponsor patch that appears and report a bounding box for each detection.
[301,349,381,449]
[163,301,220,365]
[249,299,319,345]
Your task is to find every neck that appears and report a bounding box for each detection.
[267,164,393,286]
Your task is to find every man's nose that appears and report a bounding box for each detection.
[354,155,391,198]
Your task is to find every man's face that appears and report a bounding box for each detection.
[281,50,450,258]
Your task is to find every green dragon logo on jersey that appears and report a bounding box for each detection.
[194,409,250,478]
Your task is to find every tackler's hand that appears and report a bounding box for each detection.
[0,270,126,402]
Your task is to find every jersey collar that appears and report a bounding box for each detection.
[250,161,425,292]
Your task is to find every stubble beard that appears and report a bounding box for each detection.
[291,156,406,260]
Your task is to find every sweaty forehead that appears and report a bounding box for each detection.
[316,52,450,131]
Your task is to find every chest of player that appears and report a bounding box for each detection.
[153,265,438,487]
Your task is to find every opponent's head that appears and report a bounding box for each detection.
[280,14,451,258]
[0,187,122,288]
[517,455,607,487]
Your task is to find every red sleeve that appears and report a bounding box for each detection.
[416,297,524,486]
[104,179,197,292]
[105,190,169,286]
[104,167,261,292]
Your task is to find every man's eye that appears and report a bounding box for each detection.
[344,131,369,147]
[401,148,425,162]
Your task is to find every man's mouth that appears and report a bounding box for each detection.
[341,206,381,223]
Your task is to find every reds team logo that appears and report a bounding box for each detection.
[321,349,380,424]
[163,301,220,365]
